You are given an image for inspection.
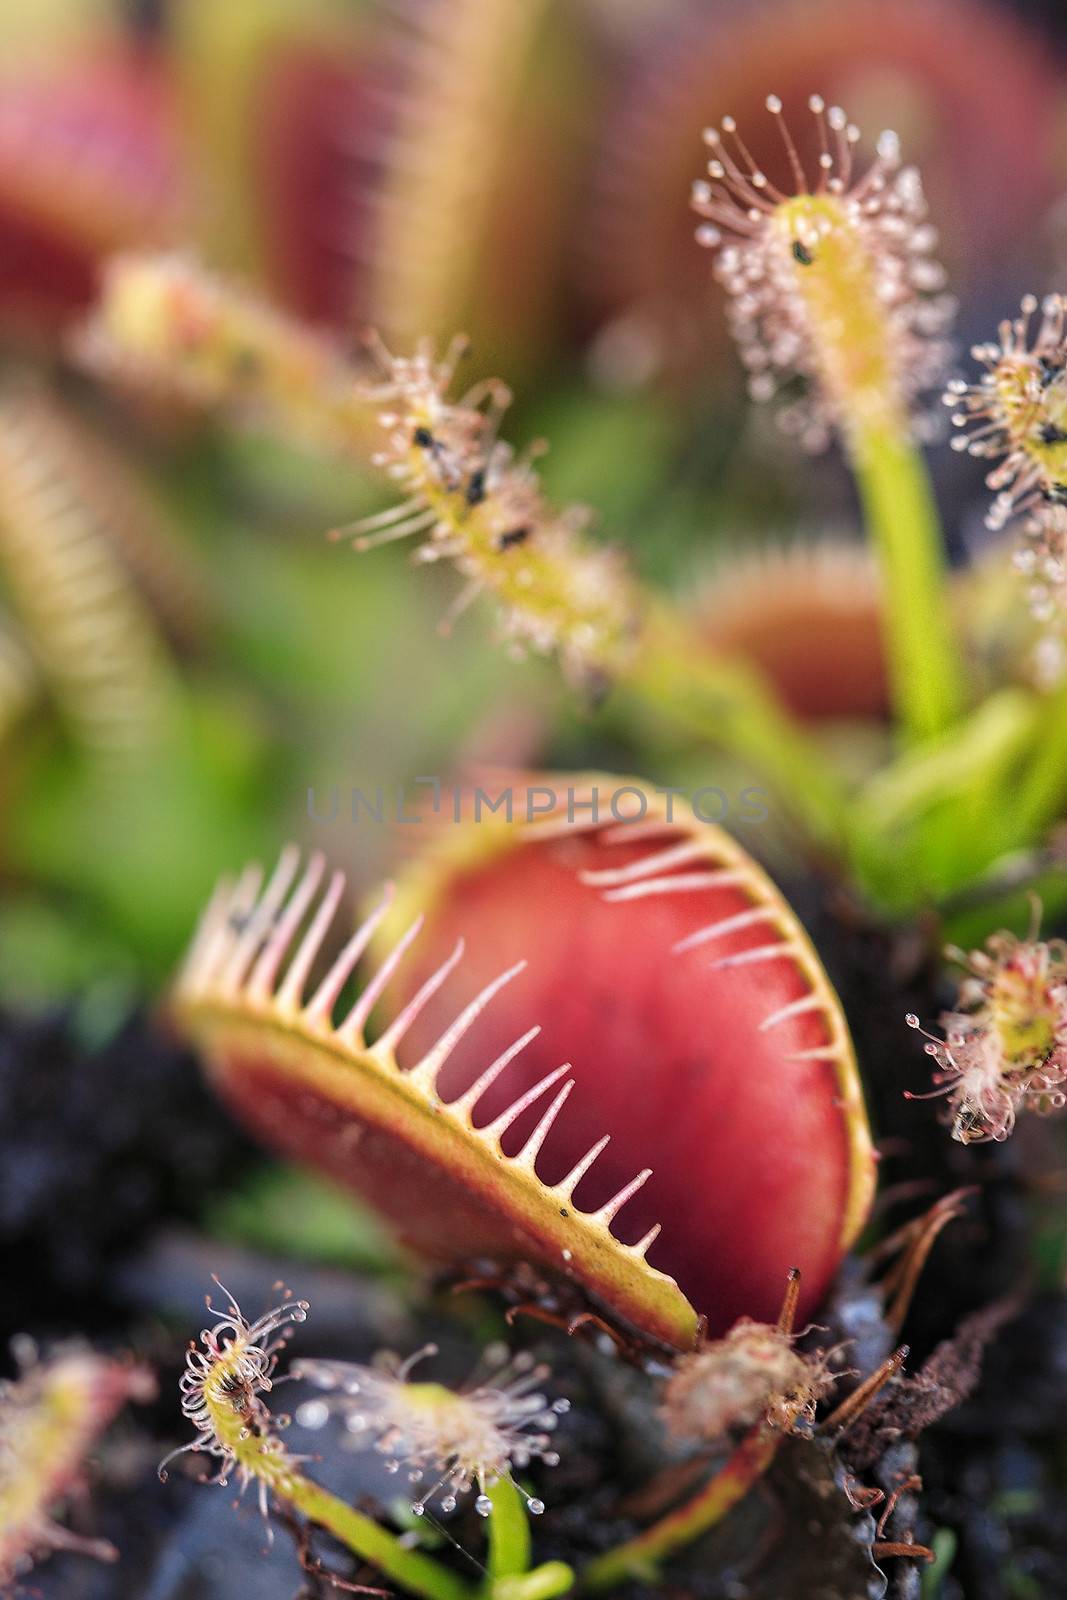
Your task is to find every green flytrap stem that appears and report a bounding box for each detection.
[850,688,1041,902]
[579,1426,781,1592]
[628,605,850,855]
[851,424,965,745]
[1011,676,1067,844]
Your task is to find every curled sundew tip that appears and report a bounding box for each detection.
[159,1280,310,1529]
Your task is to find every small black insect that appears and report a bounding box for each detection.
[792,239,814,266]
[466,469,486,506]
[1040,423,1067,446]
[1039,356,1065,388]
[498,526,530,549]
[412,426,434,448]
[1042,483,1067,506]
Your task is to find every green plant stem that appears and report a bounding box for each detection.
[849,690,1040,904]
[289,1473,474,1600]
[484,1478,532,1587]
[625,604,849,855]
[578,1427,781,1592]
[856,690,1038,835]
[850,424,965,744]
[1011,677,1067,843]
[492,1564,575,1600]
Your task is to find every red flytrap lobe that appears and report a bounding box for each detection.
[174,777,874,1351]
[0,48,181,331]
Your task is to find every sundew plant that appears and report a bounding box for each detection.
[5,4,1067,1599]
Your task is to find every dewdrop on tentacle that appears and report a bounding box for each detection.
[336,331,639,690]
[944,294,1067,531]
[692,95,954,449]
[905,913,1067,1144]
[292,1342,568,1518]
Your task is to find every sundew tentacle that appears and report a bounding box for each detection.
[945,294,1067,675]
[79,252,376,455]
[692,94,954,451]
[159,1278,311,1515]
[292,1342,568,1519]
[161,1284,475,1600]
[693,94,963,741]
[334,331,640,689]
[0,1346,155,1587]
[906,913,1067,1143]
[945,294,1067,531]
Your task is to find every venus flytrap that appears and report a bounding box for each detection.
[368,0,555,348]
[8,48,1063,1598]
[692,95,963,744]
[172,805,873,1340]
[0,381,181,767]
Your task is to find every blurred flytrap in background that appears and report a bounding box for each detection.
[5,1,1067,1597]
